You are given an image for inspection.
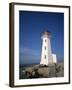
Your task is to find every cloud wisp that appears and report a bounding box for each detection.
[19,47,41,64]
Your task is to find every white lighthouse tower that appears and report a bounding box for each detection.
[40,31,53,65]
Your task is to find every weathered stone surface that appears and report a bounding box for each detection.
[25,67,33,73]
[20,63,64,79]
[48,65,56,77]
[56,70,64,77]
[38,67,49,77]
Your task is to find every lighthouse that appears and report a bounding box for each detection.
[40,31,54,65]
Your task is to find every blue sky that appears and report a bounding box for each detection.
[19,11,64,65]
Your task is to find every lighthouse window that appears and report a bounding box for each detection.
[45,39,46,42]
[45,46,46,50]
[45,55,46,59]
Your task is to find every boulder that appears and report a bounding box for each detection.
[38,67,49,77]
[56,70,64,77]
[25,67,33,73]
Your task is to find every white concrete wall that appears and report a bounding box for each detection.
[40,37,48,65]
[52,54,57,63]
[40,36,53,65]
[48,38,53,64]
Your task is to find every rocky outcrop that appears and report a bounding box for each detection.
[20,63,64,79]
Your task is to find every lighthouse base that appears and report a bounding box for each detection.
[40,54,57,65]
